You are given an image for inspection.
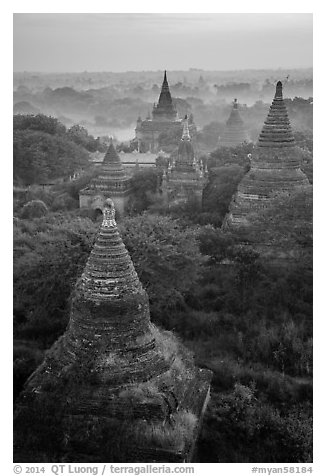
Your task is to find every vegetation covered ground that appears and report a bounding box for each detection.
[13,114,313,462]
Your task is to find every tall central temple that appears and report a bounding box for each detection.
[135,71,196,153]
[224,81,310,229]
[14,199,212,462]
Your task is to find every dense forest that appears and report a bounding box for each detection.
[13,106,313,461]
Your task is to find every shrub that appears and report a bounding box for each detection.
[21,200,48,219]
[131,410,198,452]
[51,193,79,211]
[13,343,44,401]
[198,386,312,462]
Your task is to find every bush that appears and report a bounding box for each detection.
[51,193,79,211]
[119,214,205,319]
[14,343,44,401]
[198,385,312,462]
[131,410,198,452]
[203,165,245,222]
[21,200,48,219]
[13,213,97,345]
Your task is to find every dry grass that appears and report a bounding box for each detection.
[131,410,198,452]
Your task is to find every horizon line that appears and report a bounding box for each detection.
[13,66,313,75]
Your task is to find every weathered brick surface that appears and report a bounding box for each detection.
[14,199,212,462]
[224,82,311,230]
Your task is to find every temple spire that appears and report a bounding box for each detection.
[181,115,191,141]
[102,198,117,228]
[103,138,121,165]
[78,198,141,302]
[275,81,283,99]
[152,70,177,121]
[257,80,294,148]
[158,70,172,104]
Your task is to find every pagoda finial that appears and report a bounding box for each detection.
[103,139,121,164]
[275,81,283,99]
[161,71,170,91]
[102,198,116,228]
[182,115,191,141]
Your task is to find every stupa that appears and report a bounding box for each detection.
[14,199,212,462]
[163,116,207,207]
[135,71,196,153]
[224,81,310,229]
[218,98,249,148]
[79,140,131,217]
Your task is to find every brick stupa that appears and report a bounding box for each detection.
[162,116,207,207]
[218,98,248,148]
[14,199,212,463]
[224,81,310,229]
[79,140,131,217]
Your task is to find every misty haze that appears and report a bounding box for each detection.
[13,13,313,466]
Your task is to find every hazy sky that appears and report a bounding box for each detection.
[13,13,312,72]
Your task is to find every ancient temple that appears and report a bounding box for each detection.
[14,199,212,462]
[162,116,207,207]
[152,70,178,121]
[79,140,131,217]
[218,98,249,148]
[224,81,310,230]
[135,71,196,153]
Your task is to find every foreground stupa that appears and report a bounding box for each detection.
[218,98,249,148]
[79,140,131,217]
[14,199,211,462]
[224,82,310,229]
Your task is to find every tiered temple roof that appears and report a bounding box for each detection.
[175,116,195,171]
[218,98,248,148]
[84,140,131,197]
[152,70,178,122]
[14,199,212,462]
[134,71,196,153]
[163,117,206,206]
[224,81,310,230]
[79,140,132,216]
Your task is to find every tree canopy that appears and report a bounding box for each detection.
[203,165,245,225]
[119,214,206,317]
[13,115,91,185]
